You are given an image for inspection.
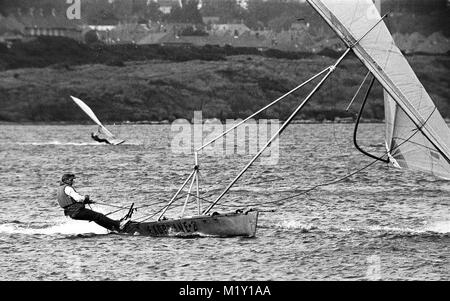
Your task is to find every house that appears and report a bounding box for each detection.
[10,8,83,41]
[290,20,309,31]
[202,16,220,25]
[89,21,154,44]
[0,14,25,44]
[137,31,170,45]
[155,0,182,14]
[88,25,117,32]
[211,23,251,37]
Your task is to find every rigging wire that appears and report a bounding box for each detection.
[102,103,438,223]
[239,106,437,208]
[119,104,435,223]
[345,71,371,112]
[157,106,437,213]
[329,65,350,173]
[352,75,390,163]
[133,199,188,223]
[92,200,129,209]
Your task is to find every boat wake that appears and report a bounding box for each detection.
[358,220,450,235]
[0,220,108,236]
[265,219,450,236]
[270,220,318,233]
[421,220,450,233]
[12,141,140,146]
[15,141,105,146]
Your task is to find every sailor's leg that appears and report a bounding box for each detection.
[71,208,120,231]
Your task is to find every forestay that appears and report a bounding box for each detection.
[307,0,450,179]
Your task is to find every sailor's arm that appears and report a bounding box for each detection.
[64,186,88,202]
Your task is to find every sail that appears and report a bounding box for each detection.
[385,92,450,178]
[70,95,115,138]
[307,0,450,179]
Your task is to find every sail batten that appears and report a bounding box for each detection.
[307,0,450,179]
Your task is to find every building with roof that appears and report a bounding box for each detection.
[154,0,183,14]
[0,14,25,44]
[211,23,251,37]
[0,7,84,42]
[202,16,220,25]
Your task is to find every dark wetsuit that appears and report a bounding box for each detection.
[91,133,111,145]
[57,184,120,232]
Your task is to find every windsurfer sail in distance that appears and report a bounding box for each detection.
[70,96,125,145]
[91,126,111,145]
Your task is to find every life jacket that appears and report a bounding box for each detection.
[56,184,76,208]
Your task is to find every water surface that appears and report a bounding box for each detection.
[0,123,448,280]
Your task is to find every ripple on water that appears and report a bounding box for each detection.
[0,124,448,280]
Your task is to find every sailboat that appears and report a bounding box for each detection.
[70,96,125,146]
[119,0,450,237]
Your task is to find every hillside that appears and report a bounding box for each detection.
[0,38,448,123]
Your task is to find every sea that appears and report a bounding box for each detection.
[0,123,448,281]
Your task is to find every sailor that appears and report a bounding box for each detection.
[91,127,111,145]
[91,132,111,144]
[56,173,129,232]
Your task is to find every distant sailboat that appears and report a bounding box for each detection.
[70,96,125,145]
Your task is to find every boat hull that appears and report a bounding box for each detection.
[109,139,125,145]
[122,210,259,237]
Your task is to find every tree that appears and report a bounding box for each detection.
[147,1,163,22]
[201,0,245,23]
[165,0,203,24]
[246,0,316,30]
[84,30,99,44]
[83,0,119,25]
[268,13,297,32]
[130,0,163,23]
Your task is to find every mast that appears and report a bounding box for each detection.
[158,168,196,220]
[158,0,450,218]
[202,6,400,214]
[195,67,332,153]
[203,48,351,215]
[157,66,335,218]
[195,152,201,215]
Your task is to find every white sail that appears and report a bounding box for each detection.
[307,0,450,179]
[385,92,450,178]
[70,96,119,142]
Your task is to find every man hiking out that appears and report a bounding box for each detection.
[56,173,130,232]
[91,127,111,145]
